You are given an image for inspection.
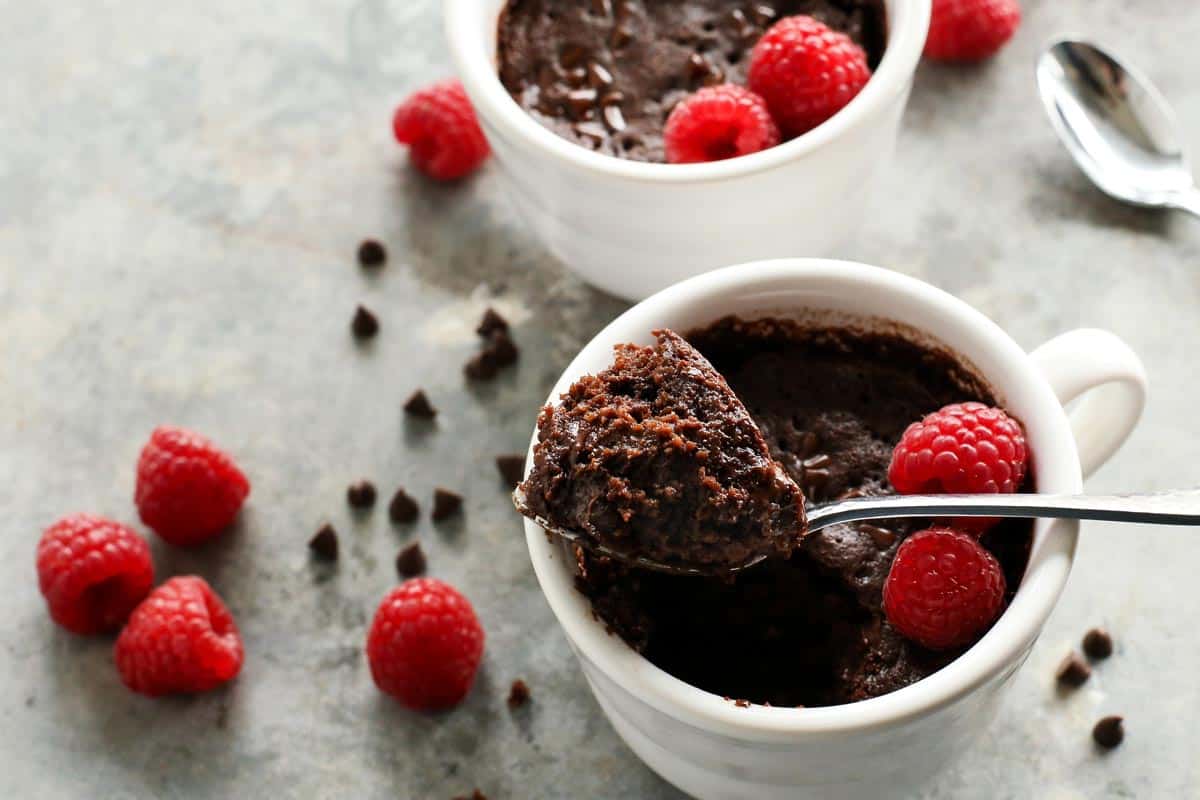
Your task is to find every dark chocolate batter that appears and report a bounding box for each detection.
[575,318,1033,707]
[518,330,807,570]
[497,0,888,162]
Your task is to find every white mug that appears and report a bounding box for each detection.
[445,0,932,301]
[520,259,1147,800]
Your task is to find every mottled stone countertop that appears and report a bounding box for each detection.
[3,1,1200,797]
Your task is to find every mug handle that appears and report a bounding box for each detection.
[1029,329,1148,479]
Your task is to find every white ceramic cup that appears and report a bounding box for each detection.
[520,259,1147,800]
[445,0,931,301]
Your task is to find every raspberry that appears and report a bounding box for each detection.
[889,402,1027,495]
[883,527,1006,650]
[663,84,781,164]
[367,578,485,711]
[135,426,250,547]
[36,514,154,635]
[924,0,1021,62]
[747,15,872,138]
[393,79,490,181]
[115,576,244,695]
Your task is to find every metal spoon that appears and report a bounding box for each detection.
[516,488,1200,577]
[1037,38,1200,217]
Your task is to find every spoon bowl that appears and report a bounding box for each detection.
[1037,38,1200,216]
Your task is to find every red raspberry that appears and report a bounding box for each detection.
[115,576,244,695]
[663,84,781,164]
[747,15,872,138]
[367,578,485,711]
[924,0,1021,62]
[889,402,1027,495]
[393,79,490,181]
[135,426,250,547]
[36,514,154,635]
[883,527,1006,650]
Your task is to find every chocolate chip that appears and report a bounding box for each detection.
[403,389,438,419]
[351,305,379,339]
[803,454,832,470]
[750,3,777,25]
[734,698,751,708]
[507,679,531,709]
[432,488,463,521]
[346,480,377,509]
[602,103,627,133]
[860,524,895,548]
[687,53,711,80]
[476,307,509,338]
[564,88,599,119]
[572,121,608,144]
[308,524,339,561]
[496,454,526,490]
[1092,716,1124,749]
[1082,628,1113,660]
[486,331,519,367]
[1055,653,1091,688]
[464,351,499,380]
[587,62,614,88]
[396,542,427,578]
[357,239,387,268]
[589,0,611,16]
[388,488,419,524]
[610,24,632,49]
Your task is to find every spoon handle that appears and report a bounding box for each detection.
[1171,189,1200,219]
[807,489,1200,531]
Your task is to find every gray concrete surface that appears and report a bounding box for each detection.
[3,0,1199,797]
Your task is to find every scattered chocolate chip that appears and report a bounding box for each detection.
[860,524,896,548]
[750,3,777,25]
[357,239,387,268]
[464,351,499,380]
[476,307,509,338]
[565,66,589,88]
[388,488,419,524]
[507,679,531,709]
[1083,628,1114,660]
[432,488,463,521]
[602,103,627,132]
[610,24,631,49]
[346,480,377,509]
[396,542,427,578]
[587,62,614,88]
[734,698,751,708]
[687,53,711,80]
[403,389,438,419]
[1055,653,1091,688]
[308,524,339,561]
[351,305,379,339]
[589,0,611,16]
[564,88,598,119]
[572,121,609,144]
[485,331,519,367]
[496,454,526,490]
[1092,716,1124,749]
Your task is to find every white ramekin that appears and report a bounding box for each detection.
[520,259,1147,800]
[446,0,932,301]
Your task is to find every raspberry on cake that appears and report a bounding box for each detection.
[115,576,244,696]
[882,526,1006,650]
[516,329,807,571]
[888,402,1027,495]
[924,0,1021,62]
[367,578,485,711]
[36,514,154,635]
[748,15,873,138]
[135,426,250,546]
[664,85,780,164]
[393,79,490,181]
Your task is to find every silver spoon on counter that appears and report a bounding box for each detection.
[1037,38,1200,217]
[516,488,1200,577]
